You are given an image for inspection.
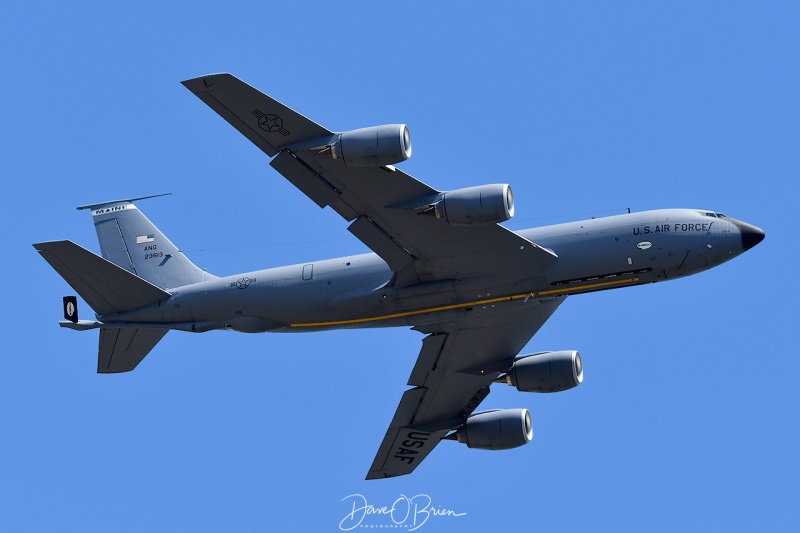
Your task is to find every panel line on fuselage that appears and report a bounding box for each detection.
[289,277,641,328]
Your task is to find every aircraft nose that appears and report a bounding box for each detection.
[729,218,765,251]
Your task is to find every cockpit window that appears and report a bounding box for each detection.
[705,212,716,217]
[716,213,726,218]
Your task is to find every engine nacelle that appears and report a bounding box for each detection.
[331,124,411,167]
[505,350,583,393]
[455,408,533,450]
[436,184,514,226]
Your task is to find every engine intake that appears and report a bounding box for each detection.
[454,408,533,450]
[331,124,411,167]
[503,350,583,393]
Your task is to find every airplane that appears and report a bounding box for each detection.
[34,74,765,479]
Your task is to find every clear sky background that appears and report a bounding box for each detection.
[2,1,797,531]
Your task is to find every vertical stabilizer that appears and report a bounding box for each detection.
[78,195,215,289]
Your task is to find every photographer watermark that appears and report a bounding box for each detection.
[339,493,466,530]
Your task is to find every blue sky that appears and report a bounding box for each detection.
[2,1,797,531]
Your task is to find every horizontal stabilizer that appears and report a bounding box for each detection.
[34,240,170,316]
[76,193,172,211]
[98,327,168,373]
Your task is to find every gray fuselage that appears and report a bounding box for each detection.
[104,209,756,334]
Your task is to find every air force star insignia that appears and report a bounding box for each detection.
[252,109,290,136]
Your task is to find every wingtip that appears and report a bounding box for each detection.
[365,470,399,480]
[181,73,234,91]
[33,240,69,252]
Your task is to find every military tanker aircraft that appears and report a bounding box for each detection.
[34,74,764,479]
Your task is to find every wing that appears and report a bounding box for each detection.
[366,296,565,479]
[182,74,566,478]
[182,74,557,286]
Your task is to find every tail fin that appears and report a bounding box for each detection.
[77,194,214,289]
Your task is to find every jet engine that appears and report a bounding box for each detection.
[331,124,411,167]
[433,184,514,226]
[502,350,583,393]
[453,408,533,450]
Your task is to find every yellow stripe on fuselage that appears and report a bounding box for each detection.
[289,277,640,328]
